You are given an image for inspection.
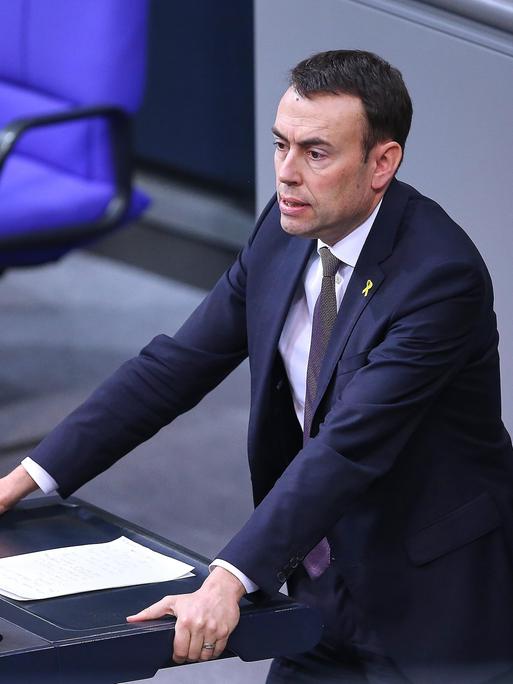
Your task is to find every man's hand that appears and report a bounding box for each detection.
[0,465,38,515]
[126,566,245,663]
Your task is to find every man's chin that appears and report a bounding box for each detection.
[280,217,316,239]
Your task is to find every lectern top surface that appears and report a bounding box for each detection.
[0,498,208,638]
[0,496,322,675]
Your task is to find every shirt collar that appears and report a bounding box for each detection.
[317,199,382,268]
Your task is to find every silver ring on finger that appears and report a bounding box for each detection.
[202,642,216,651]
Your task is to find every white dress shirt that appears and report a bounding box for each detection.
[22,456,58,493]
[21,201,381,595]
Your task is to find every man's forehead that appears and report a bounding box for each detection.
[274,112,332,135]
[274,87,365,139]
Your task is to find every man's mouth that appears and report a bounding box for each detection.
[280,197,309,207]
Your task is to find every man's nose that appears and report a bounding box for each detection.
[277,150,301,186]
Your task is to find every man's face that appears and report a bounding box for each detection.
[273,88,379,245]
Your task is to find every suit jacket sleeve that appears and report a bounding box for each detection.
[28,198,277,497]
[217,257,488,594]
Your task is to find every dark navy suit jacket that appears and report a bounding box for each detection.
[31,179,513,683]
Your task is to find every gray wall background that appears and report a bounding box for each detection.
[254,0,513,430]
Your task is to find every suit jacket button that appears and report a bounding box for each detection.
[277,571,286,584]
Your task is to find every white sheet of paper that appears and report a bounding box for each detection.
[0,536,194,601]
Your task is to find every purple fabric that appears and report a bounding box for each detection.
[303,537,331,580]
[0,81,111,180]
[0,0,150,262]
[2,153,113,230]
[0,1,24,80]
[0,0,147,110]
[0,153,149,266]
[0,0,148,182]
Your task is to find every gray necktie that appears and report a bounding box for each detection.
[303,246,341,579]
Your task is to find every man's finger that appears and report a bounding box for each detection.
[172,620,191,664]
[187,628,206,662]
[212,637,228,660]
[126,596,175,622]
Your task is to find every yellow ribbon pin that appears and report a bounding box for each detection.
[362,279,373,297]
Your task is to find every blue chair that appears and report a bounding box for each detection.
[0,0,150,269]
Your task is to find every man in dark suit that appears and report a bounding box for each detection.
[1,50,513,683]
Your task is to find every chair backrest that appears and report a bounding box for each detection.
[0,0,148,181]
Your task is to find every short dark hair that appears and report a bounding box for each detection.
[290,50,413,161]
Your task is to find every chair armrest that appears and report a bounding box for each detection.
[0,105,134,249]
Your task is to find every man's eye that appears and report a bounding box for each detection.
[273,140,286,151]
[308,150,325,160]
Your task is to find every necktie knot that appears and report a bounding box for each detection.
[319,246,340,278]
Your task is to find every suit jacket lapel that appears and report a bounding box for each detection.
[312,263,385,410]
[253,234,314,392]
[312,179,412,413]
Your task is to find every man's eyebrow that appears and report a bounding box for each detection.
[271,126,333,149]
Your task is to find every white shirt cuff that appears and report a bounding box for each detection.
[21,458,59,495]
[209,558,259,594]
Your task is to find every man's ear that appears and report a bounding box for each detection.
[371,141,403,191]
